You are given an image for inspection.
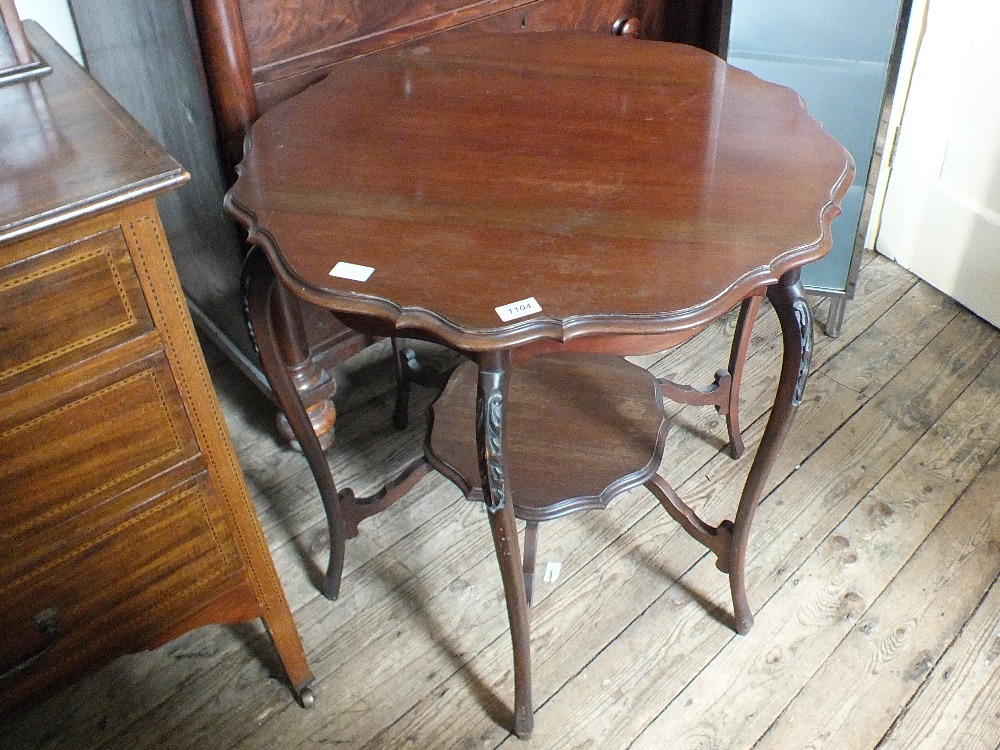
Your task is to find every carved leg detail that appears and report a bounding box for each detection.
[477,358,508,514]
[728,273,811,634]
[478,352,532,739]
[243,253,346,600]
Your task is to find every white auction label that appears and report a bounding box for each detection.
[329,261,375,282]
[495,296,542,322]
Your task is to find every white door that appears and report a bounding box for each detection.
[875,0,1000,328]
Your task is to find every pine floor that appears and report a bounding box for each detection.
[6,251,1000,750]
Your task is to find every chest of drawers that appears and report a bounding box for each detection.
[0,24,312,716]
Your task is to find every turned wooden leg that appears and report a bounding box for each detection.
[477,351,533,739]
[244,253,347,600]
[270,283,338,452]
[725,295,763,459]
[728,272,812,634]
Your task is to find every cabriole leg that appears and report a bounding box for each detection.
[725,295,763,458]
[477,351,533,739]
[728,272,812,634]
[243,251,347,600]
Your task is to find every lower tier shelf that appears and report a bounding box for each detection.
[427,354,671,520]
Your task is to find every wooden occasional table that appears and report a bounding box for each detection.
[226,32,853,738]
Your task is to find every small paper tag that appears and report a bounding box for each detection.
[495,296,542,322]
[329,261,375,282]
[543,561,562,583]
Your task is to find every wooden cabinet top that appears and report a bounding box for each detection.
[0,23,187,244]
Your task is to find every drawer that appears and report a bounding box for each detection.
[466,0,659,37]
[0,352,201,556]
[0,471,243,703]
[0,226,154,393]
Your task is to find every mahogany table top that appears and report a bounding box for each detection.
[227,32,853,351]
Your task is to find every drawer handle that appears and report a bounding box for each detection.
[613,17,642,38]
[1,608,62,683]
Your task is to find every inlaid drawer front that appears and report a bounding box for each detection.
[0,353,200,550]
[0,227,154,392]
[0,472,242,694]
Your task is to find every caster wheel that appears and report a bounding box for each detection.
[297,686,316,708]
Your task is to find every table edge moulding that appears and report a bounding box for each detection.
[226,31,854,739]
[0,23,313,719]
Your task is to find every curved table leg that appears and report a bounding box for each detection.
[390,337,412,430]
[477,351,533,739]
[244,252,347,600]
[262,266,337,453]
[655,295,762,459]
[728,271,813,634]
[725,295,763,459]
[522,521,540,607]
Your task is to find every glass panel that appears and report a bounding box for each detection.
[728,0,907,294]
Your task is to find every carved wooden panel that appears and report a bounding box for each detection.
[253,0,664,115]
[466,0,661,38]
[240,0,521,81]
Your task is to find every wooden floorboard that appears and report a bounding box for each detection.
[879,574,1000,750]
[757,412,1000,750]
[4,254,999,750]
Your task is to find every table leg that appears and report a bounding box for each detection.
[264,268,337,453]
[477,351,533,739]
[725,295,764,459]
[728,271,813,634]
[243,252,347,600]
[655,295,762,460]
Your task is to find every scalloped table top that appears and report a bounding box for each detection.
[228,32,853,350]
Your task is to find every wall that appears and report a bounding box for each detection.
[13,0,82,63]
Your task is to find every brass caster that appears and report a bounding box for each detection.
[297,685,317,708]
